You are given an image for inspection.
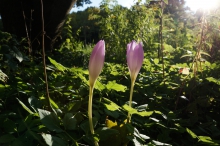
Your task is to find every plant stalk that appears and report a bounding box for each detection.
[127,79,135,123]
[160,0,165,79]
[88,84,99,146]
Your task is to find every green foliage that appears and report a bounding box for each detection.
[1,0,220,145]
[88,0,158,62]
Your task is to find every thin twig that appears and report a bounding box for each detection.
[40,0,52,112]
[21,2,32,55]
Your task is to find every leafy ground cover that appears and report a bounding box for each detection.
[0,0,220,146]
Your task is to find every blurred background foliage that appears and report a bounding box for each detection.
[0,0,220,145]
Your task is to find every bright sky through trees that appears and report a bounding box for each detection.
[71,0,220,12]
[187,0,219,11]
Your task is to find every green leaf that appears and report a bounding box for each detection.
[0,134,15,143]
[106,80,127,92]
[198,136,219,145]
[11,46,23,62]
[200,51,211,57]
[28,96,42,112]
[102,98,121,111]
[122,105,153,117]
[206,77,220,85]
[63,113,77,130]
[48,57,67,72]
[50,98,59,109]
[2,118,16,133]
[153,58,159,64]
[80,118,98,134]
[186,128,197,139]
[0,69,8,83]
[163,0,168,5]
[94,79,105,91]
[38,109,63,132]
[42,133,68,146]
[17,98,34,114]
[96,127,120,141]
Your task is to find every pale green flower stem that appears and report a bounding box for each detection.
[127,79,135,123]
[88,84,99,146]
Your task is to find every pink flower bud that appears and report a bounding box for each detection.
[126,40,144,81]
[89,40,105,86]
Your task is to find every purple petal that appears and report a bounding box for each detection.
[89,40,105,85]
[126,41,144,80]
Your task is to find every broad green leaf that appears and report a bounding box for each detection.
[38,109,63,132]
[122,105,153,117]
[80,118,98,134]
[106,80,127,92]
[42,133,68,146]
[28,96,42,112]
[96,127,119,141]
[138,111,154,117]
[63,113,77,130]
[164,43,174,53]
[0,134,15,143]
[102,98,121,111]
[2,118,16,133]
[94,79,105,91]
[154,58,159,64]
[206,77,220,85]
[198,136,219,145]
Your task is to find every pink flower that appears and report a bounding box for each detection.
[127,40,144,81]
[89,40,105,86]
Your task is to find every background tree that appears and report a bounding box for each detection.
[69,7,100,44]
[0,0,91,54]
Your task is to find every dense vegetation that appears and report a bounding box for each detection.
[0,0,220,145]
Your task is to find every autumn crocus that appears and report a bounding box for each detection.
[88,40,105,146]
[126,40,144,122]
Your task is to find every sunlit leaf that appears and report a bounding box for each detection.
[102,98,121,111]
[122,105,153,117]
[186,128,197,139]
[206,77,220,85]
[106,80,127,92]
[48,57,67,72]
[17,98,34,114]
[198,136,220,145]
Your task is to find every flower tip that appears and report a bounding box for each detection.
[89,40,105,86]
[126,40,144,81]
